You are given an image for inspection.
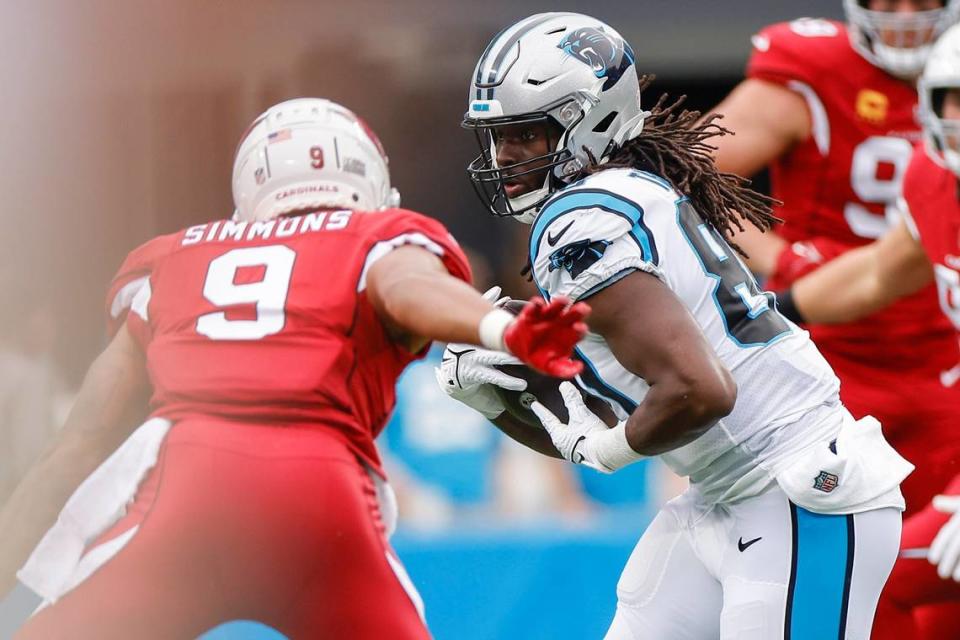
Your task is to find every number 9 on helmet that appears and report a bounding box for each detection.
[232,98,401,223]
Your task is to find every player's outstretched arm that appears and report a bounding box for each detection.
[432,288,565,459]
[708,78,811,277]
[366,245,588,377]
[0,324,149,598]
[782,220,933,324]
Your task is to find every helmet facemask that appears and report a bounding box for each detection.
[464,99,584,224]
[922,85,960,175]
[845,0,960,78]
[464,13,645,225]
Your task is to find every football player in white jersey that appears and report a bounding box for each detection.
[438,12,913,639]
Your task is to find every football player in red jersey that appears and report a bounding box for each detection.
[710,6,960,637]
[775,26,960,637]
[711,1,960,512]
[0,98,589,639]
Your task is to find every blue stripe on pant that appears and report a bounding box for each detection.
[784,504,855,640]
[198,621,287,639]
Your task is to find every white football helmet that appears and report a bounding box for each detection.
[232,98,400,222]
[464,12,647,224]
[845,0,960,78]
[920,23,960,175]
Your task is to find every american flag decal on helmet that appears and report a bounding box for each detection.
[267,128,292,144]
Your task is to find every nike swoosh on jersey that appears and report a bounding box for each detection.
[547,220,576,247]
[737,536,762,552]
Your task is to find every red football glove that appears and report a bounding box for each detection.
[503,296,589,379]
[766,237,849,290]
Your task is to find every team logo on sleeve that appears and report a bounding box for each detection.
[548,239,611,279]
[558,27,635,90]
[813,470,840,493]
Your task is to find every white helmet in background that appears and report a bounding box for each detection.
[844,0,960,78]
[919,23,960,175]
[232,98,400,222]
[464,12,647,223]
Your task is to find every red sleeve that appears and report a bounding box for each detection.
[900,144,947,243]
[354,209,474,365]
[104,233,178,338]
[363,208,473,286]
[746,19,845,89]
[901,144,926,211]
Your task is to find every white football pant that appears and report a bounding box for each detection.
[605,485,900,640]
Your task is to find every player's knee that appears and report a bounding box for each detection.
[719,579,785,640]
[604,608,640,640]
[615,516,682,608]
[720,599,780,640]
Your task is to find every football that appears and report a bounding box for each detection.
[493,300,619,429]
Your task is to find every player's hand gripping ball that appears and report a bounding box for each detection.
[495,300,618,429]
[502,295,589,378]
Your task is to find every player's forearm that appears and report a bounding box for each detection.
[729,223,787,277]
[623,369,736,456]
[377,271,491,346]
[790,222,934,324]
[0,336,148,597]
[490,412,562,459]
[790,244,890,323]
[0,434,107,597]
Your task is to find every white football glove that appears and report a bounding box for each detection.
[531,382,643,474]
[435,286,526,419]
[929,495,960,582]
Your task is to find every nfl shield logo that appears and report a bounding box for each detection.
[813,471,839,493]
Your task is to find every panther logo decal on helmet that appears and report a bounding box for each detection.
[558,27,635,90]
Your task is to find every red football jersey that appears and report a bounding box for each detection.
[748,18,957,373]
[124,208,472,475]
[901,145,960,335]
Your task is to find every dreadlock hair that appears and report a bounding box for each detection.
[519,75,779,280]
[586,75,780,255]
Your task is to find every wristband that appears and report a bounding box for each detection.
[593,422,645,472]
[479,308,514,352]
[775,288,806,324]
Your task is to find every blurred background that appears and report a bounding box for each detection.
[0,1,843,638]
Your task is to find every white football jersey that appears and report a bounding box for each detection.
[530,168,842,503]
